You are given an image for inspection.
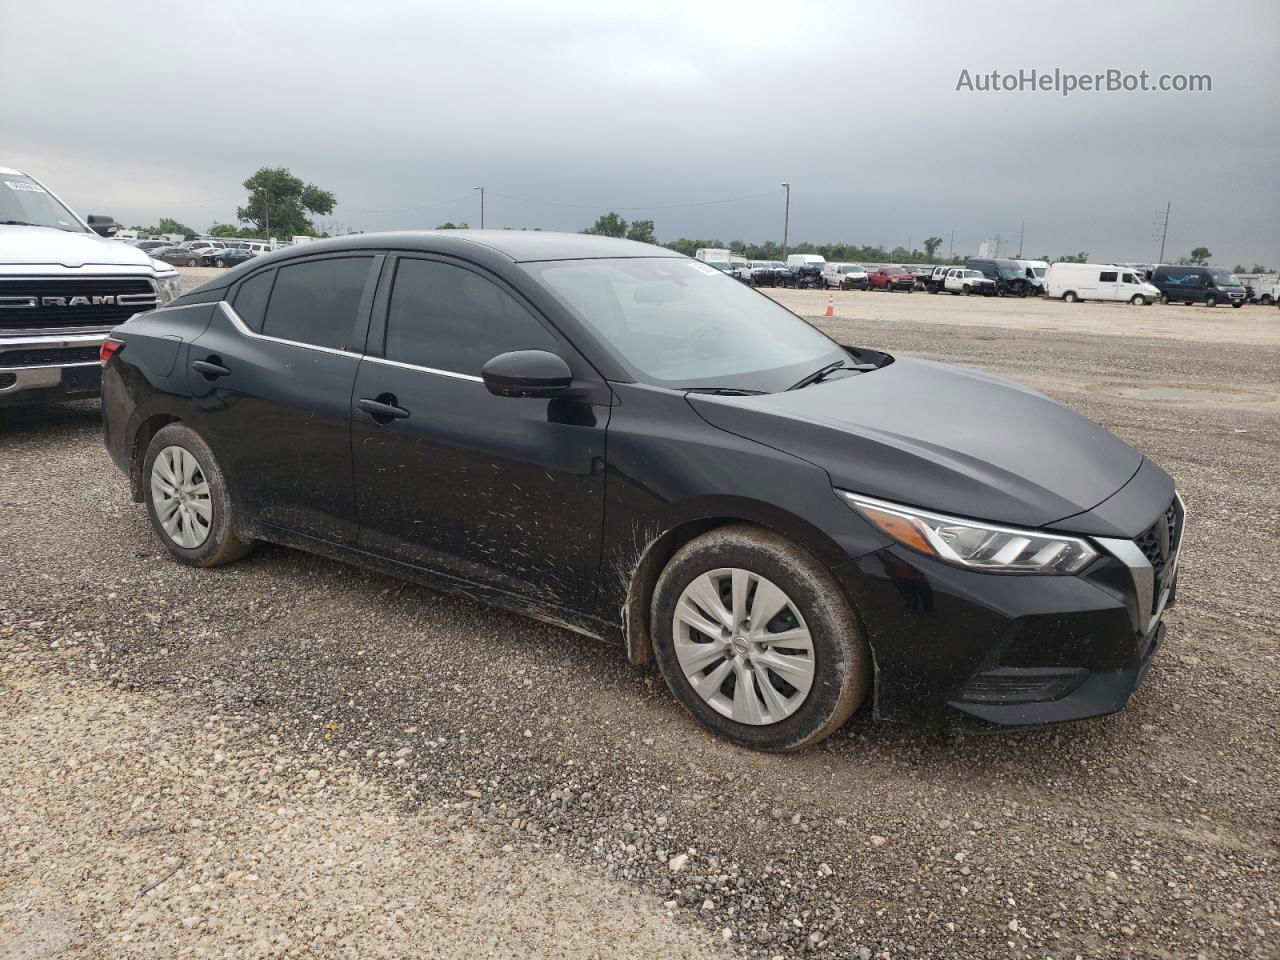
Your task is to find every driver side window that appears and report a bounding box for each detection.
[384,258,558,376]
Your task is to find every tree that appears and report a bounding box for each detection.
[434,222,469,230]
[1249,263,1270,273]
[625,219,656,244]
[130,217,194,237]
[1057,251,1089,263]
[923,236,943,259]
[581,212,629,238]
[208,222,247,238]
[1189,246,1212,265]
[236,167,336,240]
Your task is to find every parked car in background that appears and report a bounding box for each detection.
[101,230,1184,750]
[924,266,950,293]
[1045,263,1161,304]
[133,239,171,255]
[1150,265,1247,308]
[821,263,869,290]
[967,257,1033,297]
[0,162,181,406]
[202,247,257,269]
[906,266,932,289]
[1013,259,1049,295]
[749,262,786,287]
[152,245,204,267]
[944,268,996,296]
[867,265,915,292]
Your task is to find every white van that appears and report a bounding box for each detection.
[821,262,869,289]
[1045,263,1161,305]
[1013,259,1049,294]
[695,247,732,265]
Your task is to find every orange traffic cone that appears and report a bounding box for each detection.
[825,294,834,317]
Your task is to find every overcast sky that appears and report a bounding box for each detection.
[3,0,1277,265]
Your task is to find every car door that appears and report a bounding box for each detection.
[187,253,383,545]
[350,253,609,615]
[1097,269,1119,300]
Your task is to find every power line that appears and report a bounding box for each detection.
[353,193,475,215]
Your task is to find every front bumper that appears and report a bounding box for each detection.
[835,499,1183,728]
[0,332,106,406]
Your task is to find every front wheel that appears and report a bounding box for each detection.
[143,423,254,567]
[651,525,872,751]
[1063,291,1078,303]
[1231,301,1243,309]
[186,258,197,266]
[1204,296,1217,308]
[1131,294,1147,306]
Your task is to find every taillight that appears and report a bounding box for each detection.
[100,339,124,366]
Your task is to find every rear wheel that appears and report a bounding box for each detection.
[651,524,871,751]
[143,423,253,567]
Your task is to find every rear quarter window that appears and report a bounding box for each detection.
[262,257,375,350]
[232,270,275,333]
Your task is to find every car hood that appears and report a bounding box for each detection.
[687,355,1143,529]
[0,223,167,272]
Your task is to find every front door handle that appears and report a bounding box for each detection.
[358,394,410,423]
[192,358,230,378]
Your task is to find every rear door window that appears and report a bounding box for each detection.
[384,257,557,376]
[262,256,375,350]
[232,270,275,332]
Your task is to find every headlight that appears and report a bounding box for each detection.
[155,273,183,304]
[839,492,1097,575]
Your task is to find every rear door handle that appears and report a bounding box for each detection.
[358,395,410,422]
[192,358,230,378]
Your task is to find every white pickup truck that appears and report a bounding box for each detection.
[1,165,182,406]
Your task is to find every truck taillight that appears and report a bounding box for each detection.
[100,339,124,366]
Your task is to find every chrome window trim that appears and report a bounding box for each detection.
[1095,491,1186,635]
[360,354,483,384]
[219,300,355,359]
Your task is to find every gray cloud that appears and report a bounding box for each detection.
[3,0,1277,265]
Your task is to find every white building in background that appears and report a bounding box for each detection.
[977,237,1005,259]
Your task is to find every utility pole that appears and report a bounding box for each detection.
[474,186,485,229]
[780,182,790,260]
[948,230,954,260]
[1017,221,1024,258]
[1154,202,1171,263]
[263,186,271,241]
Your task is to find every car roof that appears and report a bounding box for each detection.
[243,230,680,264]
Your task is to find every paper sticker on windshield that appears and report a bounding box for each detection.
[688,261,720,276]
[4,180,47,194]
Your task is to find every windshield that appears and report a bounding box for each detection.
[997,265,1023,279]
[1034,267,1046,277]
[840,265,863,274]
[526,257,846,393]
[1207,267,1241,286]
[884,267,907,275]
[0,175,87,232]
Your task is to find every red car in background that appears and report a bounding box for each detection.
[867,265,916,292]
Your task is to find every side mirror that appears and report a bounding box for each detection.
[87,215,117,237]
[480,350,573,399]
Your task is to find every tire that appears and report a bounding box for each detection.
[1063,291,1078,303]
[651,524,872,752]
[1130,294,1146,306]
[1158,294,1170,305]
[1231,301,1243,309]
[143,423,253,568]
[186,258,197,266]
[1204,296,1216,308]
[962,285,971,296]
[216,259,226,268]
[1261,295,1273,305]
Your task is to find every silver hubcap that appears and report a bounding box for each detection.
[151,445,212,549]
[672,568,815,726]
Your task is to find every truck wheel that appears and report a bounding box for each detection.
[962,285,971,296]
[1063,291,1078,303]
[1231,301,1243,308]
[1130,294,1147,306]
[143,423,254,568]
[651,524,872,752]
[1158,294,1170,305]
[1205,296,1217,307]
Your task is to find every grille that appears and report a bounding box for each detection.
[1134,498,1183,607]
[0,346,101,368]
[0,278,157,330]
[0,372,15,389]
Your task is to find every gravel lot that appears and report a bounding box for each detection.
[2,284,1277,958]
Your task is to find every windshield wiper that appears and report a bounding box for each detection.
[0,219,41,227]
[681,386,767,396]
[787,361,848,391]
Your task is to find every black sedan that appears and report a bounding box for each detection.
[101,232,1183,750]
[201,247,256,269]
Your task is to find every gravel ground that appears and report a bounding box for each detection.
[1,290,1277,958]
